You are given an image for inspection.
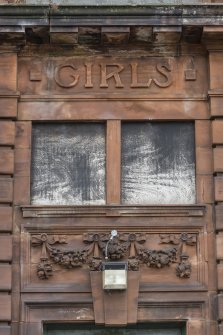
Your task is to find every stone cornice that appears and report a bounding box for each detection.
[0,4,223,25]
[0,4,223,46]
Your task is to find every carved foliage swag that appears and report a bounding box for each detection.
[31,231,196,280]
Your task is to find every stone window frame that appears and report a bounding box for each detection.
[20,293,208,335]
[15,116,213,212]
[29,121,196,207]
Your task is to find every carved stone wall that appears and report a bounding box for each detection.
[0,3,223,335]
[19,204,213,329]
[29,231,197,281]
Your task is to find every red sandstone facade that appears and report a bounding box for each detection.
[0,2,223,335]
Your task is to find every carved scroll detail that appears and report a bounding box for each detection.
[31,232,196,280]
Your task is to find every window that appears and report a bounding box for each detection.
[31,121,195,205]
[44,324,185,335]
[31,123,106,205]
[121,122,195,204]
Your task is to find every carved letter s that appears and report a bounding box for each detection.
[54,64,79,88]
[153,61,173,88]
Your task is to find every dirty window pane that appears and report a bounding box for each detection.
[121,122,195,205]
[44,324,183,335]
[31,123,105,205]
[45,331,181,335]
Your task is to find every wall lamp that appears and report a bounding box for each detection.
[102,230,128,290]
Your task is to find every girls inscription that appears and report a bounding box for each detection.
[54,59,173,89]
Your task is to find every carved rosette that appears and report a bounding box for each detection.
[31,232,196,280]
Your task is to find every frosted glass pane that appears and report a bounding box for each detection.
[121,122,195,205]
[31,123,105,205]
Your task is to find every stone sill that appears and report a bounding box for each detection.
[21,204,206,218]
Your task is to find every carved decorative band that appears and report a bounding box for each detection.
[31,232,197,280]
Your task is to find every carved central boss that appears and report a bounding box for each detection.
[31,232,196,280]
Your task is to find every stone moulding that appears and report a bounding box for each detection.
[22,205,206,218]
[1,5,223,23]
[31,231,197,280]
[1,5,223,49]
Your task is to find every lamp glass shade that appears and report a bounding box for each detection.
[102,262,128,290]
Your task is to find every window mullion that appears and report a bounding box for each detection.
[106,120,121,205]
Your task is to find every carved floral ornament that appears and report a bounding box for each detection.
[31,232,196,280]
